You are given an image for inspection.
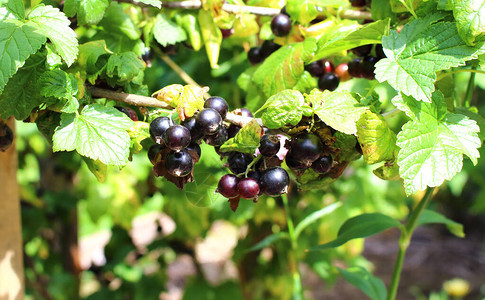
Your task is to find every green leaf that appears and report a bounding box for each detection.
[338,267,387,300]
[309,213,401,251]
[176,13,202,51]
[39,69,79,113]
[52,104,134,167]
[136,0,161,8]
[286,0,318,25]
[256,89,311,129]
[0,20,46,92]
[198,9,222,69]
[77,40,111,73]
[294,202,342,239]
[356,111,397,164]
[98,3,141,40]
[28,5,78,66]
[313,19,390,62]
[396,92,481,195]
[78,0,109,25]
[252,38,317,97]
[127,121,150,153]
[82,157,107,183]
[5,0,24,19]
[62,0,77,18]
[247,232,290,252]
[452,0,485,46]
[106,52,145,85]
[153,13,187,47]
[373,162,401,180]
[375,14,484,102]
[153,84,207,120]
[0,53,46,119]
[334,131,361,162]
[417,209,465,238]
[219,119,262,154]
[309,89,368,135]
[371,0,395,21]
[454,107,485,140]
[293,71,317,93]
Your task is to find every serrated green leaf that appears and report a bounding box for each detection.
[0,19,46,92]
[452,0,485,46]
[77,40,111,73]
[106,52,145,84]
[309,213,401,250]
[39,70,79,113]
[253,39,317,97]
[334,131,361,162]
[153,84,207,120]
[92,30,145,55]
[371,0,395,21]
[256,89,310,129]
[219,119,262,154]
[5,0,24,19]
[153,13,187,47]
[198,9,221,69]
[98,2,141,40]
[0,53,46,119]
[247,232,290,252]
[52,104,134,167]
[78,0,109,25]
[286,0,318,25]
[136,0,161,8]
[375,14,484,102]
[396,92,481,195]
[293,71,317,93]
[356,111,397,164]
[82,157,107,183]
[417,209,465,237]
[294,202,342,239]
[309,89,368,135]
[62,0,77,18]
[454,107,485,140]
[28,5,78,66]
[45,43,63,69]
[312,19,390,62]
[338,267,387,300]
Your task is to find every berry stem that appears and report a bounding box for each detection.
[464,66,477,108]
[281,194,305,300]
[387,187,435,300]
[244,154,262,177]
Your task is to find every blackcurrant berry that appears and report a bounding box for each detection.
[285,153,308,170]
[204,96,228,119]
[259,167,290,197]
[220,28,234,39]
[351,44,372,57]
[375,44,385,59]
[148,144,164,164]
[0,123,13,152]
[228,124,241,138]
[204,125,228,147]
[348,58,362,78]
[217,174,239,198]
[150,117,172,144]
[239,108,253,118]
[115,106,138,121]
[247,170,261,182]
[163,125,191,151]
[259,135,280,157]
[260,40,281,58]
[141,47,153,67]
[196,108,222,136]
[361,56,379,79]
[227,152,253,174]
[181,117,203,141]
[335,63,351,81]
[318,72,340,91]
[165,150,193,177]
[288,133,323,166]
[271,14,292,37]
[304,61,324,77]
[311,155,333,174]
[248,47,264,65]
[186,142,202,160]
[237,178,260,199]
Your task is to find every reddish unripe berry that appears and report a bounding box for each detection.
[218,174,240,198]
[238,178,260,199]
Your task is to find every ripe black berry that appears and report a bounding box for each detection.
[318,72,340,91]
[218,174,240,198]
[0,123,13,152]
[163,125,191,151]
[247,170,261,182]
[285,154,308,170]
[204,96,229,119]
[228,124,241,138]
[261,40,281,58]
[150,117,172,144]
[165,150,193,177]
[258,135,280,157]
[196,108,222,136]
[375,44,385,59]
[237,178,260,199]
[271,14,292,37]
[239,108,253,118]
[288,133,323,166]
[311,155,333,174]
[148,144,164,164]
[361,56,379,79]
[248,47,264,65]
[115,106,138,121]
[186,142,202,160]
[259,167,290,197]
[348,58,362,77]
[141,47,153,67]
[204,125,228,147]
[181,117,203,141]
[351,44,372,57]
[305,61,324,77]
[227,152,253,174]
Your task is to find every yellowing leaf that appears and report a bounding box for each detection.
[152,84,209,120]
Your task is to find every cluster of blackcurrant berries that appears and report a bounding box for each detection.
[284,133,333,174]
[304,59,343,92]
[247,40,281,65]
[347,44,385,80]
[147,96,230,181]
[0,121,13,152]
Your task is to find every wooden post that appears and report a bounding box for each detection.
[0,118,24,300]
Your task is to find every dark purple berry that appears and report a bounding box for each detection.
[186,142,201,160]
[165,150,193,177]
[261,40,281,58]
[248,47,264,65]
[204,125,228,147]
[141,47,153,67]
[228,124,241,138]
[239,108,253,118]
[259,135,280,157]
[351,44,372,57]
[218,174,240,198]
[288,133,323,166]
[318,72,340,91]
[305,61,324,77]
[237,178,260,199]
[0,123,13,152]
[285,154,308,170]
[259,167,290,197]
[247,171,261,182]
[361,56,379,79]
[348,58,362,77]
[181,117,203,141]
[311,155,333,174]
[375,44,385,59]
[350,0,367,7]
[204,96,229,119]
[196,108,222,136]
[148,144,164,164]
[163,125,191,151]
[115,106,138,121]
[220,28,234,39]
[271,14,292,37]
[150,117,172,144]
[227,152,253,174]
